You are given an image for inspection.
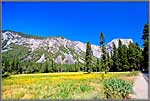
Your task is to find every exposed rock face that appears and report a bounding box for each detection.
[107,39,133,49]
[63,53,75,64]
[55,55,63,64]
[36,54,46,63]
[2,30,134,64]
[106,38,133,54]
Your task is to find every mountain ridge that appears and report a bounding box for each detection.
[2,30,134,64]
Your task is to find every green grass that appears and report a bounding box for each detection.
[2,72,139,100]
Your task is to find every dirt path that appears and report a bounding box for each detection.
[131,72,148,99]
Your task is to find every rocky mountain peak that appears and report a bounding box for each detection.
[106,38,133,50]
[2,30,134,64]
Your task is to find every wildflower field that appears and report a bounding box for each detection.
[2,72,139,100]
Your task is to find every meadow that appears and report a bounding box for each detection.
[2,72,139,100]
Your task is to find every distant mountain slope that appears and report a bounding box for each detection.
[1,30,133,64]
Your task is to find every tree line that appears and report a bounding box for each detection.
[85,24,149,73]
[85,33,143,73]
[2,24,149,76]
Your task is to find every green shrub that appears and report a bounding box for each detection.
[2,72,10,78]
[104,78,133,99]
[80,85,92,92]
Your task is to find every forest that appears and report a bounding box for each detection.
[2,24,149,76]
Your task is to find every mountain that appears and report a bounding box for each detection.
[106,38,133,53]
[1,30,133,64]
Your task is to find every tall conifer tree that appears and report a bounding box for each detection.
[100,32,107,73]
[142,24,149,71]
[85,41,92,73]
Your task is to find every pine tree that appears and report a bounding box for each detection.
[51,59,54,72]
[96,58,100,72]
[127,42,137,71]
[142,24,149,71]
[44,60,49,73]
[17,61,22,74]
[122,45,129,71]
[135,42,144,70]
[100,32,107,73]
[111,42,119,71]
[106,53,113,72]
[3,57,10,73]
[117,40,124,71]
[85,41,92,73]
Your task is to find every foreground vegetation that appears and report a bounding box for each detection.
[2,72,139,100]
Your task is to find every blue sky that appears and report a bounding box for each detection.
[2,2,148,46]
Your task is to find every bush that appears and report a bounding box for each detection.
[2,72,10,78]
[123,65,129,71]
[104,78,133,99]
